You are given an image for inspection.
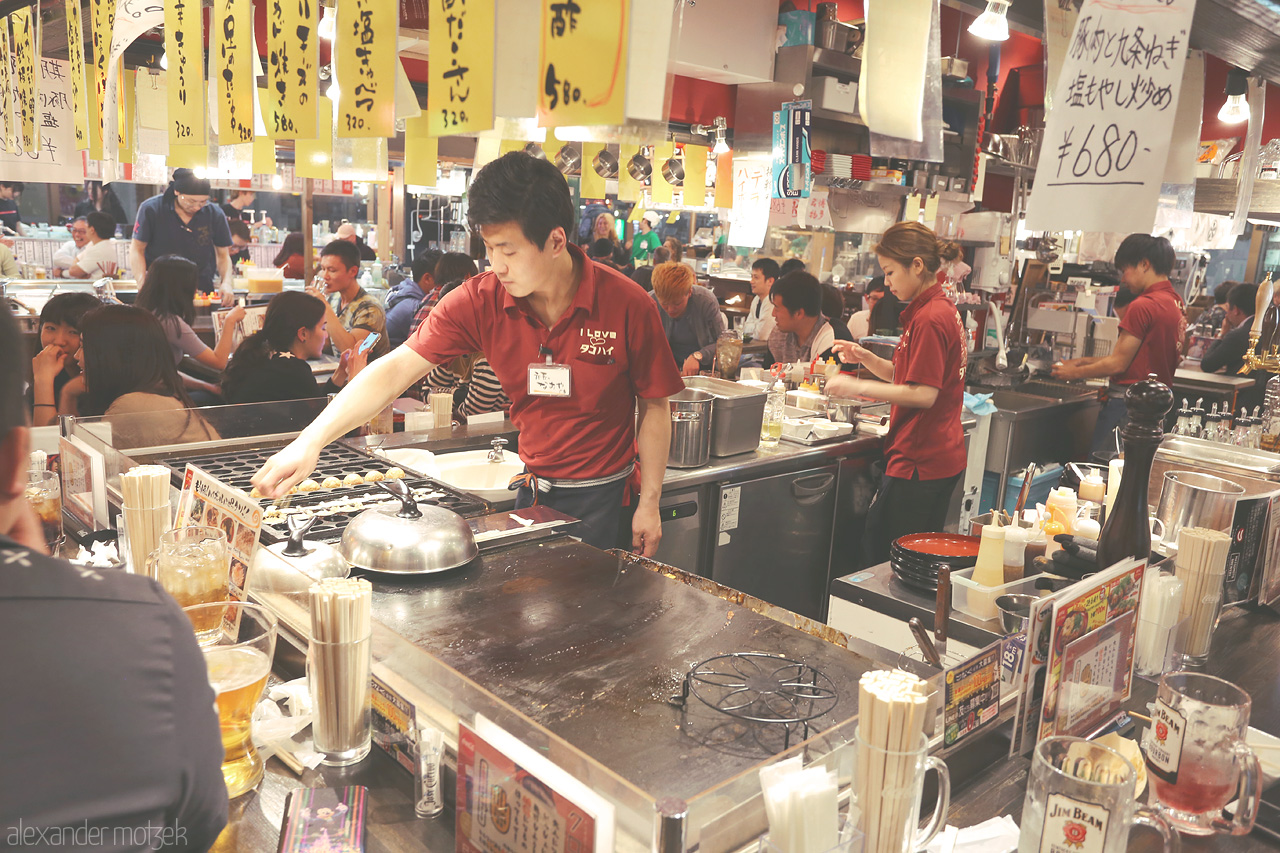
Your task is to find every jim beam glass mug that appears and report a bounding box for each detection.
[1143,671,1261,836]
[1020,736,1178,853]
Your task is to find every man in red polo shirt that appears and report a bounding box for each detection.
[1053,234,1186,453]
[252,153,684,555]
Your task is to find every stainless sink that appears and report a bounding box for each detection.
[990,390,1060,412]
[1014,379,1099,400]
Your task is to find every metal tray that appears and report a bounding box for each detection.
[780,430,857,446]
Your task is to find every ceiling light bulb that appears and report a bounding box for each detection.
[271,173,284,190]
[1218,94,1250,124]
[967,0,1010,41]
[317,9,335,41]
[158,50,168,70]
[713,137,731,156]
[327,79,340,103]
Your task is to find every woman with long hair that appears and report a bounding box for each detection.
[826,222,966,566]
[72,305,218,447]
[221,291,365,404]
[135,254,244,370]
[273,232,307,279]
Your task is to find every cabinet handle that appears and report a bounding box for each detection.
[792,473,835,505]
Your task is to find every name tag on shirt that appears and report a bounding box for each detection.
[528,363,572,397]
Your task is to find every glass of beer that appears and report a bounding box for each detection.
[25,470,63,553]
[152,526,231,644]
[1143,671,1261,836]
[183,601,277,799]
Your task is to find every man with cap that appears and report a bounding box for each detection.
[630,212,662,264]
[130,168,235,305]
[335,222,378,261]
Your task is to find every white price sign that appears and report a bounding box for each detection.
[1025,0,1198,234]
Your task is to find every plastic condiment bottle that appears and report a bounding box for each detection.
[1023,527,1048,570]
[972,523,1007,589]
[1045,487,1078,535]
[1003,526,1027,583]
[1079,473,1105,505]
[1104,458,1124,520]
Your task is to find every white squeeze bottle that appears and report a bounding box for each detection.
[1045,487,1078,535]
[970,521,1007,620]
[1079,472,1105,505]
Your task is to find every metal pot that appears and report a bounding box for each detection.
[825,397,862,424]
[250,515,350,595]
[668,388,714,469]
[661,157,685,187]
[1154,471,1246,556]
[339,480,478,574]
[554,144,581,174]
[627,152,653,182]
[593,148,619,179]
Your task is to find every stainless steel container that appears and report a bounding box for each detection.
[682,376,767,457]
[1154,470,1245,556]
[826,397,862,424]
[668,389,714,468]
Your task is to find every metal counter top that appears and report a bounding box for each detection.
[362,537,878,802]
[663,432,885,490]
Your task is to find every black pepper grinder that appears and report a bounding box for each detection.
[1096,375,1174,570]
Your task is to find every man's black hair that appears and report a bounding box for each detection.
[467,151,575,249]
[865,275,887,295]
[1114,234,1175,276]
[1228,282,1259,317]
[588,238,616,260]
[320,239,362,271]
[412,248,444,284]
[85,210,115,241]
[39,292,100,329]
[0,181,24,192]
[771,271,823,317]
[0,303,25,436]
[752,257,780,281]
[227,219,251,241]
[1213,280,1237,304]
[779,258,806,277]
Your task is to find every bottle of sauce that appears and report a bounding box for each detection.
[1003,526,1027,583]
[1023,527,1048,572]
[1079,472,1105,505]
[971,521,1007,620]
[1045,487,1078,535]
[1096,377,1174,570]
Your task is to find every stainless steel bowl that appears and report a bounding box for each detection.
[825,397,862,424]
[627,153,653,182]
[996,593,1036,635]
[339,481,478,575]
[554,144,581,174]
[593,148,619,179]
[661,157,685,187]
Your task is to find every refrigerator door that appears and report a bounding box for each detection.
[652,486,707,577]
[710,465,839,620]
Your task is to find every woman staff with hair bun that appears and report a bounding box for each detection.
[827,222,967,567]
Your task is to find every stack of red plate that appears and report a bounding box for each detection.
[850,154,873,181]
[890,532,980,593]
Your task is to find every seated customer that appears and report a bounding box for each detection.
[847,277,887,339]
[222,291,366,404]
[71,305,219,447]
[28,292,100,427]
[51,216,88,277]
[66,211,118,279]
[136,254,244,370]
[630,246,670,292]
[306,239,389,359]
[274,231,307,279]
[0,242,16,278]
[769,271,835,366]
[409,252,478,338]
[1201,282,1270,412]
[419,281,511,419]
[589,238,623,270]
[867,287,904,335]
[651,262,726,376]
[227,218,252,266]
[823,282,855,346]
[385,249,442,348]
[0,303,229,850]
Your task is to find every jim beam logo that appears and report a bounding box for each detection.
[1141,699,1186,785]
[1039,793,1110,853]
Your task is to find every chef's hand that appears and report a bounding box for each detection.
[219,284,236,308]
[825,374,872,399]
[1051,360,1081,381]
[830,340,873,365]
[251,438,321,499]
[681,354,702,377]
[632,501,662,557]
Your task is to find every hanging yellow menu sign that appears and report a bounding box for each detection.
[118,68,136,165]
[164,0,204,147]
[12,7,38,152]
[683,145,708,206]
[650,141,674,205]
[0,22,11,154]
[214,0,254,144]
[617,144,640,202]
[88,0,113,159]
[403,115,438,187]
[334,0,396,138]
[714,151,734,208]
[267,0,317,139]
[295,96,333,179]
[580,142,607,199]
[65,0,89,149]
[537,0,629,127]
[427,0,495,136]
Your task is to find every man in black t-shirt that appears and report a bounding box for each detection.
[0,303,229,850]
[0,180,24,234]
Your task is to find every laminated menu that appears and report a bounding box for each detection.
[174,464,264,598]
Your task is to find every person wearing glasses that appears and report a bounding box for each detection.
[51,217,90,277]
[129,169,235,306]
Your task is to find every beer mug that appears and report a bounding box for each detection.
[1020,737,1178,853]
[183,602,277,798]
[1143,672,1261,836]
[150,526,231,644]
[25,470,63,553]
[854,726,950,853]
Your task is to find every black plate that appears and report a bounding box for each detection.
[891,565,939,593]
[889,545,977,574]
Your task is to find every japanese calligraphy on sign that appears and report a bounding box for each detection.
[268,0,318,139]
[13,7,39,152]
[65,0,90,150]
[88,0,114,159]
[335,0,396,138]
[0,24,12,154]
[1025,0,1198,233]
[427,0,495,135]
[215,0,254,144]
[164,0,205,148]
[0,59,89,183]
[537,0,629,127]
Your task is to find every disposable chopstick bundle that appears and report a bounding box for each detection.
[1134,570,1184,673]
[1173,527,1231,658]
[120,465,172,578]
[857,670,929,853]
[308,578,373,754]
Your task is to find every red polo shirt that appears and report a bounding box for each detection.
[884,284,967,481]
[407,244,684,481]
[1117,279,1185,386]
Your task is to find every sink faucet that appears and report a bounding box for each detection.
[487,437,508,463]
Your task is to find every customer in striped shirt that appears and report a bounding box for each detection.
[419,280,511,420]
